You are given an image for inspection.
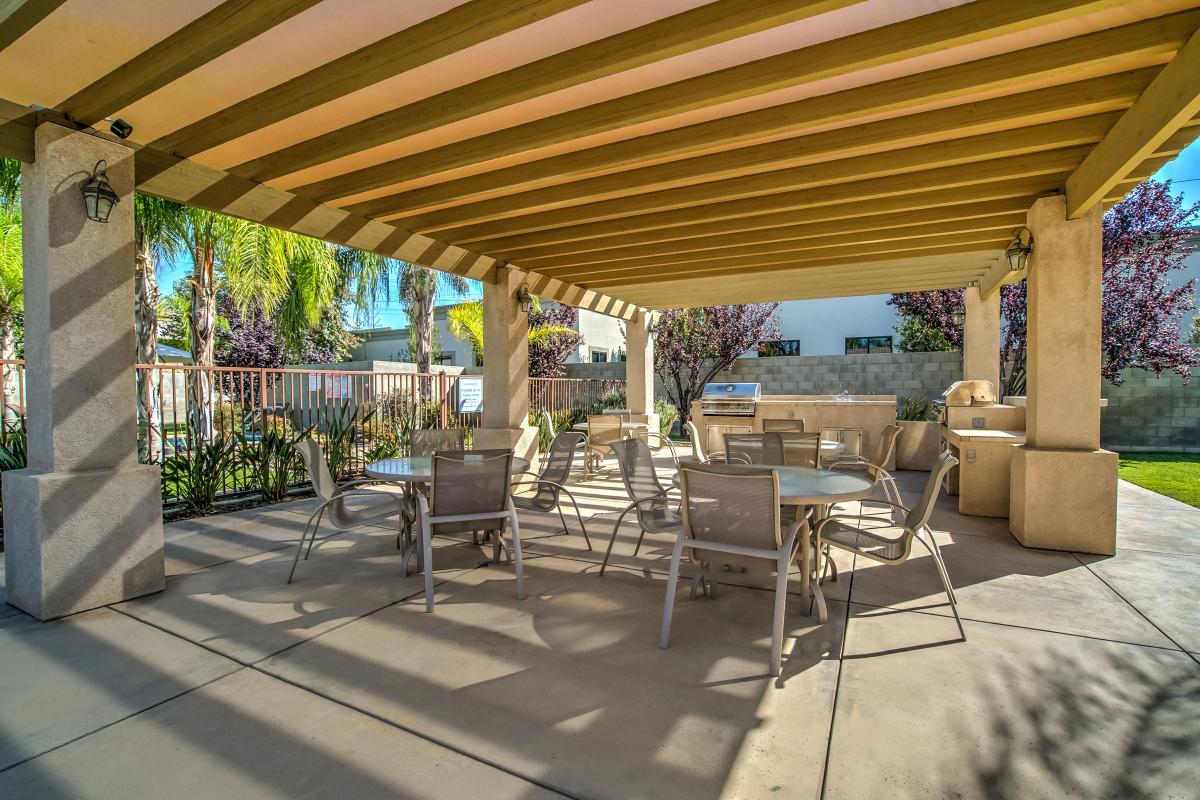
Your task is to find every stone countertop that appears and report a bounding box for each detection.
[945,429,1027,443]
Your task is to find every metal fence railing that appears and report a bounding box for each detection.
[0,359,626,506]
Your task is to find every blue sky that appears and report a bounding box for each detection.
[158,139,1200,330]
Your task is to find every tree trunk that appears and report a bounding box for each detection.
[0,315,18,430]
[189,268,217,443]
[412,287,435,373]
[134,245,162,461]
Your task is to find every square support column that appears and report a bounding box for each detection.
[963,284,1000,391]
[625,310,659,434]
[474,266,536,461]
[1009,194,1116,555]
[3,124,164,620]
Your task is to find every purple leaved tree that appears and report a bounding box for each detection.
[890,179,1199,395]
[654,304,780,424]
[528,303,583,378]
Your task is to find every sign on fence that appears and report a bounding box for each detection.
[457,377,483,413]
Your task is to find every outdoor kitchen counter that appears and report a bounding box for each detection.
[942,428,1027,518]
[692,395,898,469]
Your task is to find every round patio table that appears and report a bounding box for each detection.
[674,464,873,620]
[365,454,531,483]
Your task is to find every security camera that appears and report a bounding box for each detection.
[109,118,133,140]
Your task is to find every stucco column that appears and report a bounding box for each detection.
[963,284,1000,391]
[3,124,164,619]
[625,309,660,434]
[1009,194,1116,555]
[474,265,536,460]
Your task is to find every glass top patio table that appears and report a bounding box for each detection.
[364,455,531,483]
[571,421,649,431]
[673,464,872,505]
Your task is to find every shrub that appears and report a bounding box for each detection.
[898,395,938,422]
[237,424,310,503]
[319,403,375,481]
[654,396,679,438]
[161,437,240,513]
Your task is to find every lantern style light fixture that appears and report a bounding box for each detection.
[951,307,966,326]
[515,283,533,313]
[1005,226,1034,272]
[80,160,119,223]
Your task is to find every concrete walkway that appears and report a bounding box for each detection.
[1,465,1197,799]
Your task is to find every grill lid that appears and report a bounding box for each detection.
[701,382,761,401]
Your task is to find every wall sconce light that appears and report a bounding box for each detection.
[80,160,119,223]
[515,283,533,313]
[646,311,662,334]
[951,307,966,326]
[1005,227,1033,272]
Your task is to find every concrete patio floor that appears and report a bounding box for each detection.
[1,461,1198,799]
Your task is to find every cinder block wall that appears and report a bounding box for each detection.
[565,352,1200,451]
[1101,370,1200,452]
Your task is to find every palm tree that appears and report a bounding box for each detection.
[446,298,578,371]
[398,264,469,373]
[0,158,23,430]
[134,194,182,460]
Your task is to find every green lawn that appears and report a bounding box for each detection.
[1118,452,1200,508]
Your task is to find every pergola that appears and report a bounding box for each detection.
[1,0,1198,619]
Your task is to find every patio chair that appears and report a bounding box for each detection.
[659,462,806,677]
[724,432,785,465]
[826,423,903,506]
[599,436,682,575]
[511,431,592,550]
[414,449,524,612]
[680,420,707,464]
[813,450,964,640]
[779,431,821,468]
[287,438,406,584]
[604,407,632,422]
[584,414,624,477]
[410,427,465,456]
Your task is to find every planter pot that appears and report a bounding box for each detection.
[896,420,941,471]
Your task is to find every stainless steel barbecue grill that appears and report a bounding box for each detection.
[699,382,761,416]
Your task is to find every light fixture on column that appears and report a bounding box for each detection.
[515,283,533,313]
[646,311,662,334]
[80,160,119,223]
[951,306,966,326]
[1005,227,1033,272]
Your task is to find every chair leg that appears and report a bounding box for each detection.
[560,488,592,550]
[632,527,647,557]
[915,535,964,640]
[286,510,322,584]
[557,506,570,537]
[659,535,687,649]
[303,509,325,560]
[770,552,790,677]
[599,502,637,576]
[508,510,525,601]
[421,517,435,613]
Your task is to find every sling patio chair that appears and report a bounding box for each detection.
[511,430,592,550]
[724,431,785,466]
[659,462,806,677]
[813,450,964,640]
[584,413,624,477]
[410,427,465,456]
[599,436,682,576]
[414,449,524,612]
[287,438,407,584]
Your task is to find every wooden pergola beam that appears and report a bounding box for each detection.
[1065,25,1200,218]
[339,12,1198,215]
[233,0,857,183]
[154,0,589,156]
[0,0,65,52]
[588,233,1013,289]
[289,0,1131,199]
[375,69,1154,225]
[60,0,325,126]
[542,219,1024,282]
[422,115,1120,238]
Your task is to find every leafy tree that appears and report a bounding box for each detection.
[0,159,23,430]
[446,298,581,376]
[134,194,181,460]
[398,264,469,372]
[895,315,955,353]
[889,179,1199,396]
[653,304,780,424]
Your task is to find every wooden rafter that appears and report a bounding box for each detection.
[1065,24,1200,217]
[60,0,325,126]
[153,0,590,156]
[283,0,1132,198]
[232,0,858,182]
[0,0,65,52]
